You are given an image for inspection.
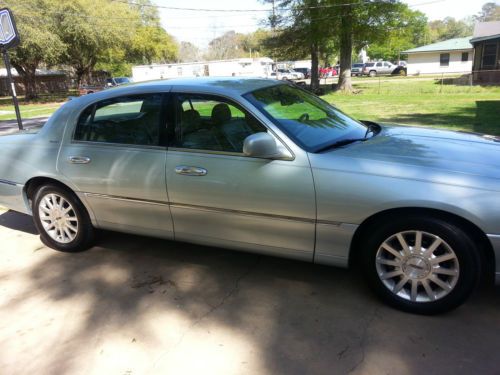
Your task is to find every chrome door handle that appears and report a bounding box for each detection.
[175,165,207,176]
[68,156,91,164]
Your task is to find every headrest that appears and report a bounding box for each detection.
[211,103,231,125]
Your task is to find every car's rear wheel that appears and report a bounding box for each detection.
[32,184,95,252]
[369,70,377,77]
[361,215,480,314]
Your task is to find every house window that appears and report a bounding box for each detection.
[461,52,468,62]
[482,43,497,68]
[440,53,450,67]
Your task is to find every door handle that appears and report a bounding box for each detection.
[175,165,207,176]
[68,156,91,164]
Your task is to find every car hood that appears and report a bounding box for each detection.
[310,124,500,191]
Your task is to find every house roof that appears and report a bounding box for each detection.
[403,37,473,54]
[470,21,500,43]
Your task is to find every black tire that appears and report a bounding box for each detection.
[369,70,377,77]
[361,215,480,315]
[32,184,95,252]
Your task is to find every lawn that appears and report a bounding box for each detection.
[322,78,500,135]
[0,78,499,135]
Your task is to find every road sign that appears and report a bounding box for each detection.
[0,8,20,50]
[0,8,22,130]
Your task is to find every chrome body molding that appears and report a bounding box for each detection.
[0,178,21,187]
[487,234,500,284]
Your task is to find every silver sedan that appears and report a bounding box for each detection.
[0,77,499,314]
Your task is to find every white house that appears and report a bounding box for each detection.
[403,37,473,75]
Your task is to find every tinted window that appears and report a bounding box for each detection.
[244,84,367,152]
[365,63,375,67]
[172,94,266,153]
[75,94,163,146]
[376,62,383,67]
[440,53,450,67]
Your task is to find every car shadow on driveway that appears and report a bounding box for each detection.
[0,210,499,374]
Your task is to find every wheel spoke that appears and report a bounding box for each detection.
[410,279,418,301]
[429,276,452,291]
[433,267,458,276]
[431,253,456,265]
[67,223,78,233]
[422,237,442,257]
[37,192,79,244]
[380,270,403,280]
[393,276,409,294]
[414,231,423,253]
[396,233,411,256]
[381,243,403,259]
[421,279,436,301]
[376,257,401,267]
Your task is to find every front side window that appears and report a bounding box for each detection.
[244,83,368,152]
[172,94,266,153]
[440,53,450,67]
[376,62,383,67]
[74,94,163,146]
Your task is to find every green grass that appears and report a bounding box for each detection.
[322,78,500,135]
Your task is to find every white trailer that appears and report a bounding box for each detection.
[132,57,274,82]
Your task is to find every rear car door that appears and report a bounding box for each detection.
[164,93,316,260]
[58,93,174,238]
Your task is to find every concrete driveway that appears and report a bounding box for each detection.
[0,208,499,375]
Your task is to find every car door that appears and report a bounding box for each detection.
[58,93,174,239]
[164,92,316,260]
[375,62,383,74]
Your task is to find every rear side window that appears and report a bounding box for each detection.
[365,63,374,67]
[74,94,163,146]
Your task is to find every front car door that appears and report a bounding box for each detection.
[164,92,316,260]
[58,93,174,239]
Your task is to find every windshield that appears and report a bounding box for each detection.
[244,84,369,152]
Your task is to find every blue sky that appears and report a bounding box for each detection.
[154,0,488,47]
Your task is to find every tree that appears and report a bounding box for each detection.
[178,42,201,62]
[205,31,246,60]
[475,2,500,22]
[427,17,473,43]
[326,0,413,92]
[4,0,65,100]
[128,25,178,65]
[368,9,428,61]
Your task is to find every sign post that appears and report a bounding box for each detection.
[0,8,22,130]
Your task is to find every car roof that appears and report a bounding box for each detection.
[64,77,282,109]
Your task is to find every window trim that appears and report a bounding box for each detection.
[439,53,450,67]
[71,93,169,149]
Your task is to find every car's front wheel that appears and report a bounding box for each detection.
[32,184,95,252]
[362,215,480,314]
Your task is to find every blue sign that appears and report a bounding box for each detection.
[0,8,20,50]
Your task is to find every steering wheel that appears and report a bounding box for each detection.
[299,113,310,122]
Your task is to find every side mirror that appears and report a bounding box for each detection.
[243,132,292,160]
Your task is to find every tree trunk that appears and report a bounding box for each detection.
[310,42,320,92]
[337,11,353,93]
[10,62,38,101]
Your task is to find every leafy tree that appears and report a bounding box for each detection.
[127,25,178,65]
[367,9,428,61]
[178,42,201,62]
[4,0,65,100]
[427,17,473,43]
[475,2,500,22]
[205,31,246,60]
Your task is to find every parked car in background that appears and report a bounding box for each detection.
[362,61,397,76]
[106,77,132,87]
[293,67,311,79]
[392,65,407,76]
[351,63,365,76]
[0,77,499,315]
[319,67,337,78]
[276,69,305,80]
[78,85,105,96]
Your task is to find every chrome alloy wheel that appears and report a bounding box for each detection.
[38,193,79,244]
[375,230,460,303]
